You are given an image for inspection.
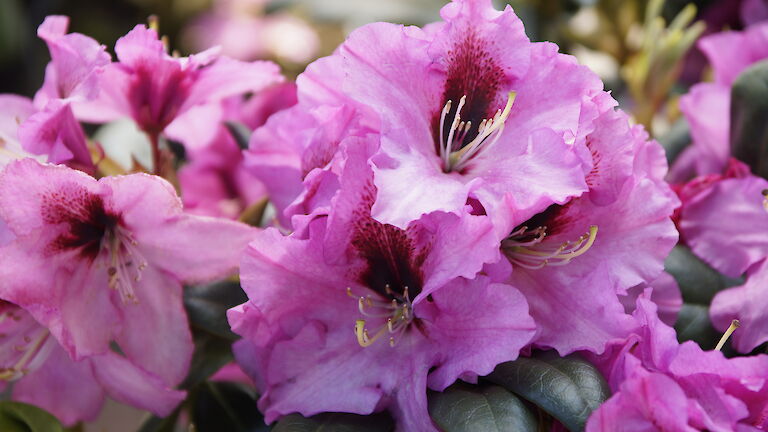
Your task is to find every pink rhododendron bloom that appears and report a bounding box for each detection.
[676,164,768,353]
[169,82,297,218]
[0,302,183,425]
[33,15,110,108]
[500,94,678,354]
[81,23,282,139]
[586,296,768,431]
[229,143,535,430]
[0,159,257,418]
[671,22,768,181]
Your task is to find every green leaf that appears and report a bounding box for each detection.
[0,401,64,432]
[225,121,252,151]
[180,331,234,390]
[664,245,738,305]
[658,118,690,165]
[674,303,721,351]
[192,382,268,432]
[428,382,537,432]
[184,280,248,341]
[272,412,394,432]
[486,351,609,432]
[730,59,768,179]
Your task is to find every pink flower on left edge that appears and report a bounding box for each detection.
[80,24,283,137]
[0,159,257,421]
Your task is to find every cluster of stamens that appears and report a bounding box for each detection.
[347,285,414,348]
[104,226,147,304]
[502,225,598,269]
[438,92,516,172]
[0,311,52,381]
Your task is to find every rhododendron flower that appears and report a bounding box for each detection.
[0,302,184,425]
[229,143,535,430]
[671,22,768,182]
[586,296,768,431]
[500,93,678,354]
[33,15,110,108]
[677,166,768,353]
[0,159,256,416]
[81,23,282,140]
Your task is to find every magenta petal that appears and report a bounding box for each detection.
[698,23,768,87]
[680,175,768,277]
[710,260,768,353]
[114,267,192,386]
[90,352,185,417]
[586,372,698,432]
[425,279,535,391]
[14,344,105,426]
[114,25,165,67]
[18,101,94,172]
[678,83,730,176]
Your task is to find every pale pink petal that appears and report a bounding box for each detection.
[678,83,730,176]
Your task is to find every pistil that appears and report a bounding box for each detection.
[348,285,414,348]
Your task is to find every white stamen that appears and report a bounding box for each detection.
[438,92,516,172]
[105,226,147,304]
[349,285,414,348]
[503,225,598,269]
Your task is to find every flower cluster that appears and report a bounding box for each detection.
[0,0,767,431]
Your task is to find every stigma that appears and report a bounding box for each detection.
[438,92,516,172]
[348,285,414,348]
[503,225,598,269]
[104,226,147,304]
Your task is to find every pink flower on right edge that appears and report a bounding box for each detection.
[585,295,768,431]
[670,22,768,354]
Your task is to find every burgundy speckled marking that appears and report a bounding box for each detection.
[432,31,507,154]
[350,181,425,301]
[585,138,602,189]
[41,183,119,260]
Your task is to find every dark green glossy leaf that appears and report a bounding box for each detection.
[674,303,721,351]
[192,381,267,432]
[0,401,64,432]
[428,382,537,432]
[272,412,394,432]
[664,245,739,305]
[731,59,768,179]
[184,280,248,340]
[225,121,252,151]
[180,331,234,390]
[658,118,691,165]
[486,351,609,432]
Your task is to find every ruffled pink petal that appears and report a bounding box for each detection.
[34,15,110,105]
[18,101,94,172]
[586,372,698,432]
[699,23,768,87]
[710,259,768,353]
[180,58,283,112]
[424,279,535,390]
[13,344,105,426]
[90,352,186,417]
[114,266,192,386]
[114,25,165,67]
[678,83,730,176]
[680,175,768,277]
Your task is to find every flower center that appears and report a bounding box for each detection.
[348,285,414,348]
[438,92,516,172]
[103,225,147,304]
[502,224,598,269]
